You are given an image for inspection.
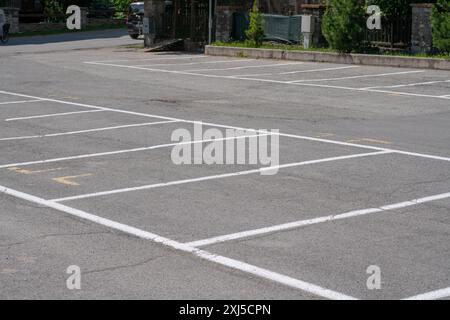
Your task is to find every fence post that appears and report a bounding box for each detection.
[215,4,246,42]
[0,6,19,33]
[410,3,434,54]
[143,0,165,47]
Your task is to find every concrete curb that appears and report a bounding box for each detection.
[205,46,450,71]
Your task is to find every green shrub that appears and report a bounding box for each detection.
[245,0,264,47]
[43,0,64,23]
[322,0,366,53]
[432,0,450,53]
[114,0,132,19]
[366,0,413,18]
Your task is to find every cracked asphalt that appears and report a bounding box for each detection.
[1,36,450,299]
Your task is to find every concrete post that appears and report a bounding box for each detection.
[215,4,247,42]
[410,3,434,54]
[0,7,19,34]
[80,7,88,29]
[144,0,165,47]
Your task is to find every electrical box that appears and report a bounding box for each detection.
[301,15,315,34]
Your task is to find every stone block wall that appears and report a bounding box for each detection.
[1,7,19,33]
[410,3,434,54]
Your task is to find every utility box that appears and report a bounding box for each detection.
[301,15,315,49]
[301,15,315,34]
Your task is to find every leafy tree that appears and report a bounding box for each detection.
[366,0,413,18]
[43,0,64,23]
[322,0,366,53]
[246,0,265,47]
[432,0,450,53]
[113,0,132,18]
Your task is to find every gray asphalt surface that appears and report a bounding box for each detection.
[0,40,449,300]
[1,29,141,55]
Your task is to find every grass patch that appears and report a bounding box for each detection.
[213,41,333,52]
[213,41,450,60]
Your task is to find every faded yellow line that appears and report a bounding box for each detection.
[8,167,65,175]
[315,133,335,138]
[52,173,93,186]
[346,138,392,145]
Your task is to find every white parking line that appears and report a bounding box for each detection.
[287,70,425,83]
[89,55,207,63]
[2,90,450,163]
[82,61,450,101]
[403,287,450,300]
[0,184,356,300]
[134,59,255,67]
[0,99,42,105]
[5,109,106,122]
[50,151,391,202]
[0,120,179,142]
[232,66,359,77]
[280,65,359,75]
[358,88,450,100]
[185,191,450,247]
[0,133,271,169]
[361,79,450,90]
[186,62,305,72]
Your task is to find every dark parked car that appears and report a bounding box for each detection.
[126,2,144,39]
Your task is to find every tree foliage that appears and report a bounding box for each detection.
[246,0,265,47]
[366,0,414,18]
[322,0,366,53]
[432,0,450,53]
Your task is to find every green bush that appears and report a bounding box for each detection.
[43,0,64,23]
[245,0,264,47]
[322,0,366,53]
[113,0,132,19]
[366,0,414,18]
[432,0,450,53]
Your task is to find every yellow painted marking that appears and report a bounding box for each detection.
[316,133,335,138]
[52,173,92,186]
[346,138,392,145]
[8,167,65,175]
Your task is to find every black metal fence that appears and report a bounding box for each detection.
[0,0,21,7]
[365,16,412,49]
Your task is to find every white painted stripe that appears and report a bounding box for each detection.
[403,287,450,300]
[89,55,207,63]
[0,120,179,142]
[134,59,255,67]
[232,66,359,78]
[0,99,42,105]
[51,151,391,202]
[440,94,450,98]
[0,184,356,300]
[0,133,270,169]
[361,79,450,90]
[2,90,450,162]
[5,109,105,121]
[186,62,305,72]
[287,70,425,83]
[186,191,450,247]
[279,66,359,75]
[359,88,450,100]
[82,62,450,102]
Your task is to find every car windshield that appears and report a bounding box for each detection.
[130,4,144,14]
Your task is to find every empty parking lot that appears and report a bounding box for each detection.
[1,47,450,300]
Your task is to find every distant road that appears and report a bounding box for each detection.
[1,29,141,55]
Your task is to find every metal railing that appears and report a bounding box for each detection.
[365,16,412,49]
[0,0,20,8]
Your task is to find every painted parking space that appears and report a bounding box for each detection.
[2,50,450,300]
